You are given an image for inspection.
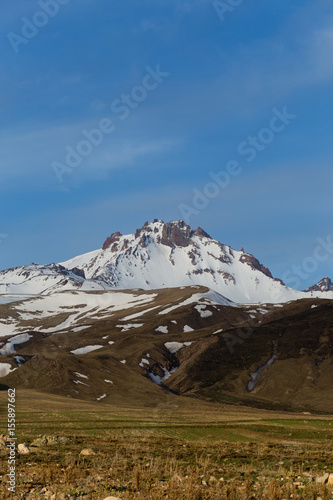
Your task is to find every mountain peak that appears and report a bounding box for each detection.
[103,220,212,251]
[157,220,212,248]
[305,277,333,293]
[72,219,294,303]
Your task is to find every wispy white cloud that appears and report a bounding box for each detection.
[0,120,181,189]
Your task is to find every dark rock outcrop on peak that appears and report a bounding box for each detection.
[104,221,213,250]
[49,264,80,277]
[70,267,85,279]
[194,227,212,239]
[160,222,194,248]
[159,221,212,248]
[305,277,333,293]
[239,253,274,279]
[102,231,123,251]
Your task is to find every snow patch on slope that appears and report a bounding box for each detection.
[0,333,31,354]
[165,341,194,353]
[71,345,103,355]
[0,363,15,377]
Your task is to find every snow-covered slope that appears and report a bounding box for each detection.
[0,263,109,297]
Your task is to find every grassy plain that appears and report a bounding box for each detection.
[1,390,333,499]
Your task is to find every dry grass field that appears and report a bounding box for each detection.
[1,390,333,499]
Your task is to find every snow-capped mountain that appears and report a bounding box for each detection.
[1,220,333,412]
[60,219,331,304]
[305,277,333,293]
[1,220,332,304]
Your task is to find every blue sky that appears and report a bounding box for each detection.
[1,0,332,289]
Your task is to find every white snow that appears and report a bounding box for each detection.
[159,291,233,316]
[0,319,23,338]
[0,290,157,337]
[148,366,178,386]
[165,341,194,353]
[74,372,89,379]
[139,358,150,368]
[0,262,107,296]
[213,329,223,335]
[120,360,126,364]
[116,323,144,332]
[104,379,113,384]
[0,295,30,304]
[311,305,318,309]
[155,326,168,333]
[183,325,194,332]
[257,308,269,315]
[71,326,88,333]
[247,354,276,392]
[0,333,31,354]
[74,379,90,386]
[13,355,25,366]
[96,393,106,401]
[108,341,115,345]
[0,362,15,377]
[195,304,213,318]
[121,305,161,321]
[70,345,103,355]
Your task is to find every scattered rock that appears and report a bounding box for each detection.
[31,436,48,447]
[80,448,96,456]
[31,435,70,447]
[327,473,333,484]
[316,472,329,484]
[18,443,31,455]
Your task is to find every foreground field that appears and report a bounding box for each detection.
[1,391,333,499]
